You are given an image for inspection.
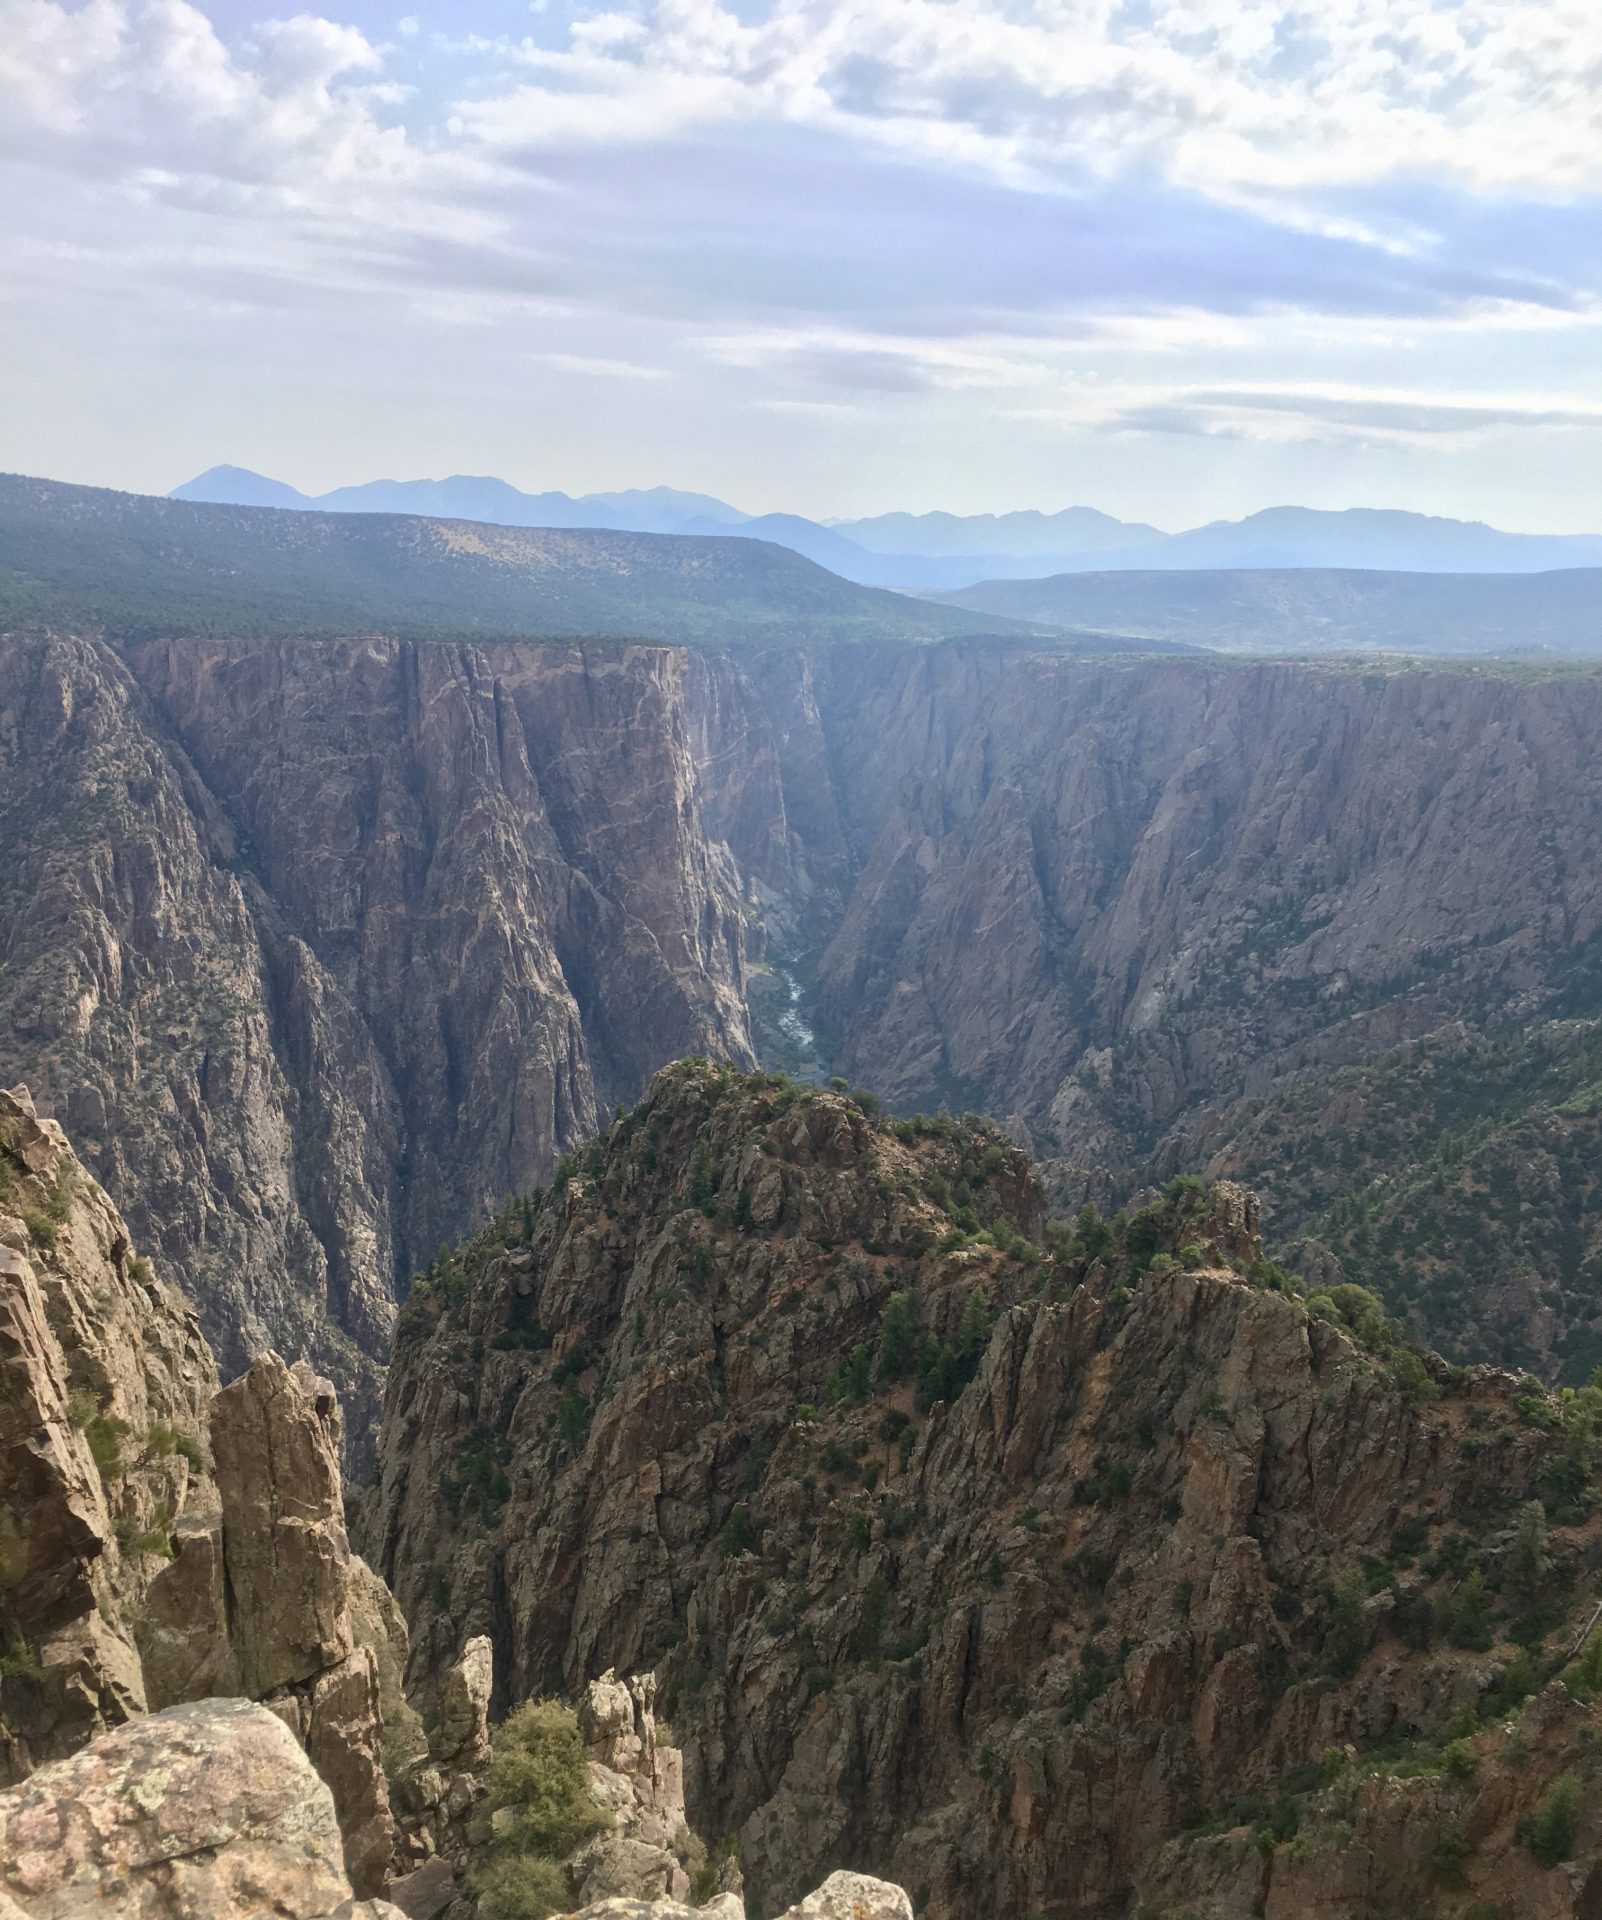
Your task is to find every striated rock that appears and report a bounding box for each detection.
[0,630,764,1459]
[0,1697,354,1918]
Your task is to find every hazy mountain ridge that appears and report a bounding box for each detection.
[172,464,1602,588]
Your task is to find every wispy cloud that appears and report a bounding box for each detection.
[526,350,666,378]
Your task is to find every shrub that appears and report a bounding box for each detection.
[116,1503,174,1559]
[718,1505,757,1557]
[1570,1628,1602,1696]
[68,1399,131,1486]
[0,1641,41,1683]
[1526,1773,1581,1868]
[45,1170,74,1224]
[1433,1815,1471,1887]
[1442,1737,1478,1780]
[828,1343,872,1404]
[1321,1571,1370,1678]
[878,1292,921,1381]
[144,1424,204,1471]
[470,1854,570,1920]
[1442,1570,1495,1651]
[556,1385,590,1452]
[20,1206,55,1250]
[476,1700,609,1865]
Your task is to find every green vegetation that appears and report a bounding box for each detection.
[66,1391,130,1485]
[1524,1772,1581,1868]
[115,1503,174,1559]
[443,1427,512,1522]
[143,1423,204,1471]
[470,1700,610,1920]
[0,1641,41,1684]
[0,473,1006,651]
[1246,1016,1602,1380]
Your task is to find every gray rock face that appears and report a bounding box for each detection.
[0,1698,354,1919]
[0,631,758,1462]
[10,629,1602,1450]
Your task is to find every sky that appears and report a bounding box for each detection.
[2,0,1601,528]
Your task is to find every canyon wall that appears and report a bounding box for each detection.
[8,627,1602,1422]
[0,633,760,1449]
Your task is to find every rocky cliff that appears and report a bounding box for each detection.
[0,630,758,1454]
[0,1087,400,1891]
[745,643,1602,1374]
[10,625,1602,1438]
[367,1063,1602,1917]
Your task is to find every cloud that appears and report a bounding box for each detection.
[1102,382,1602,445]
[526,349,666,377]
[3,0,1602,524]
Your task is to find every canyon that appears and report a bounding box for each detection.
[6,626,1602,1438]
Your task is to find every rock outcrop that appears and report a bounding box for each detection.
[570,1670,697,1907]
[0,1086,217,1780]
[0,1091,398,1892]
[0,1696,402,1920]
[370,1063,1602,1917]
[555,1873,912,1920]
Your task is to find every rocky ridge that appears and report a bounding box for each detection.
[370,1061,1602,1918]
[1,1080,918,1920]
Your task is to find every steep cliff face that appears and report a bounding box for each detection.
[10,624,1602,1422]
[0,1085,216,1778]
[368,1065,1602,1917]
[0,630,760,1449]
[758,644,1602,1370]
[0,1087,400,1892]
[798,648,1602,1150]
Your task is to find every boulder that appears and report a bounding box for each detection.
[0,1697,354,1918]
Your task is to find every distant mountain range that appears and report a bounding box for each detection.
[173,466,1602,588]
[932,565,1602,656]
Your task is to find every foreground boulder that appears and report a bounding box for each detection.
[0,1697,400,1919]
[554,1875,912,1920]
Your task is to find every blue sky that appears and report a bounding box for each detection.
[2,0,1600,527]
